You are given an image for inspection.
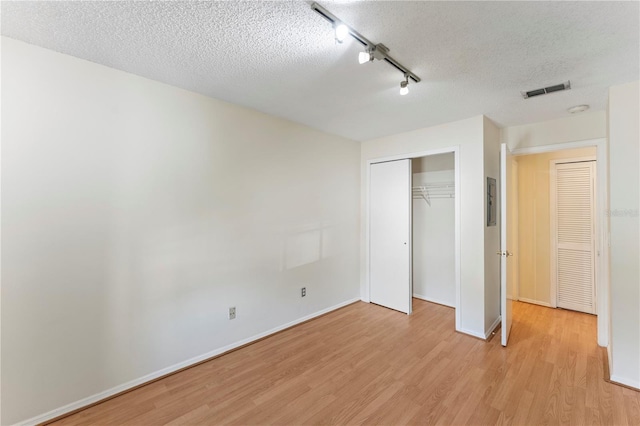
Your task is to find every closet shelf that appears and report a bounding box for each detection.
[412,182,455,206]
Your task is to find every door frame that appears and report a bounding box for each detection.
[364,147,461,330]
[512,138,608,347]
[500,143,515,346]
[511,159,520,302]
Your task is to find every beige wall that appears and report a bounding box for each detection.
[516,147,597,305]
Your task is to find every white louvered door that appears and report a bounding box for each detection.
[552,161,596,314]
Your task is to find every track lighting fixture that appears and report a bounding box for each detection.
[311,2,420,95]
[358,49,373,64]
[334,23,349,43]
[400,76,409,96]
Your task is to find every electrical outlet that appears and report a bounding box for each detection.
[229,306,236,320]
[301,287,306,297]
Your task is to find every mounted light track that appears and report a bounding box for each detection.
[310,2,421,86]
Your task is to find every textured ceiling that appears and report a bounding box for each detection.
[2,1,639,141]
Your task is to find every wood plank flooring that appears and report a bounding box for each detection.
[51,300,639,425]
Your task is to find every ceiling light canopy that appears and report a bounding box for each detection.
[311,2,420,95]
[567,104,590,114]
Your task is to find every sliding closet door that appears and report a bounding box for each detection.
[369,159,412,314]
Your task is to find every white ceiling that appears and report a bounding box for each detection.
[2,1,639,141]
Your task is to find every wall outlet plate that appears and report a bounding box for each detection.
[229,307,236,320]
[301,287,306,297]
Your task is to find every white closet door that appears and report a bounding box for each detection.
[369,159,412,314]
[553,161,596,314]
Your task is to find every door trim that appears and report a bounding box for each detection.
[364,147,461,331]
[511,138,608,347]
[500,143,514,346]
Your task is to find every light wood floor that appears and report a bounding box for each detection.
[52,300,639,425]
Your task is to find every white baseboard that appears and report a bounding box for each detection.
[455,316,501,341]
[456,327,486,340]
[485,316,502,339]
[610,374,640,391]
[14,298,361,426]
[412,293,455,308]
[518,297,552,308]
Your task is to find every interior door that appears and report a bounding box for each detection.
[553,161,596,314]
[369,159,412,314]
[500,143,515,346]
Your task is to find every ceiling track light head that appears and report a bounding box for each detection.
[400,74,410,96]
[358,50,373,64]
[334,23,349,43]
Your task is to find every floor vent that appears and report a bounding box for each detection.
[521,81,571,99]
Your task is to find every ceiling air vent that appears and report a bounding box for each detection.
[521,81,571,99]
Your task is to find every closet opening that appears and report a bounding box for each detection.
[411,153,456,309]
[367,147,460,331]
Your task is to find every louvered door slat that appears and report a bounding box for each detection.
[554,161,596,314]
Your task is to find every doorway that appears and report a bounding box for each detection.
[515,147,596,310]
[503,140,607,347]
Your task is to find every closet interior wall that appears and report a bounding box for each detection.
[412,153,456,307]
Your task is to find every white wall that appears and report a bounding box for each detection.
[483,117,501,334]
[607,80,640,389]
[501,110,607,150]
[361,116,486,338]
[1,37,361,424]
[412,166,455,307]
